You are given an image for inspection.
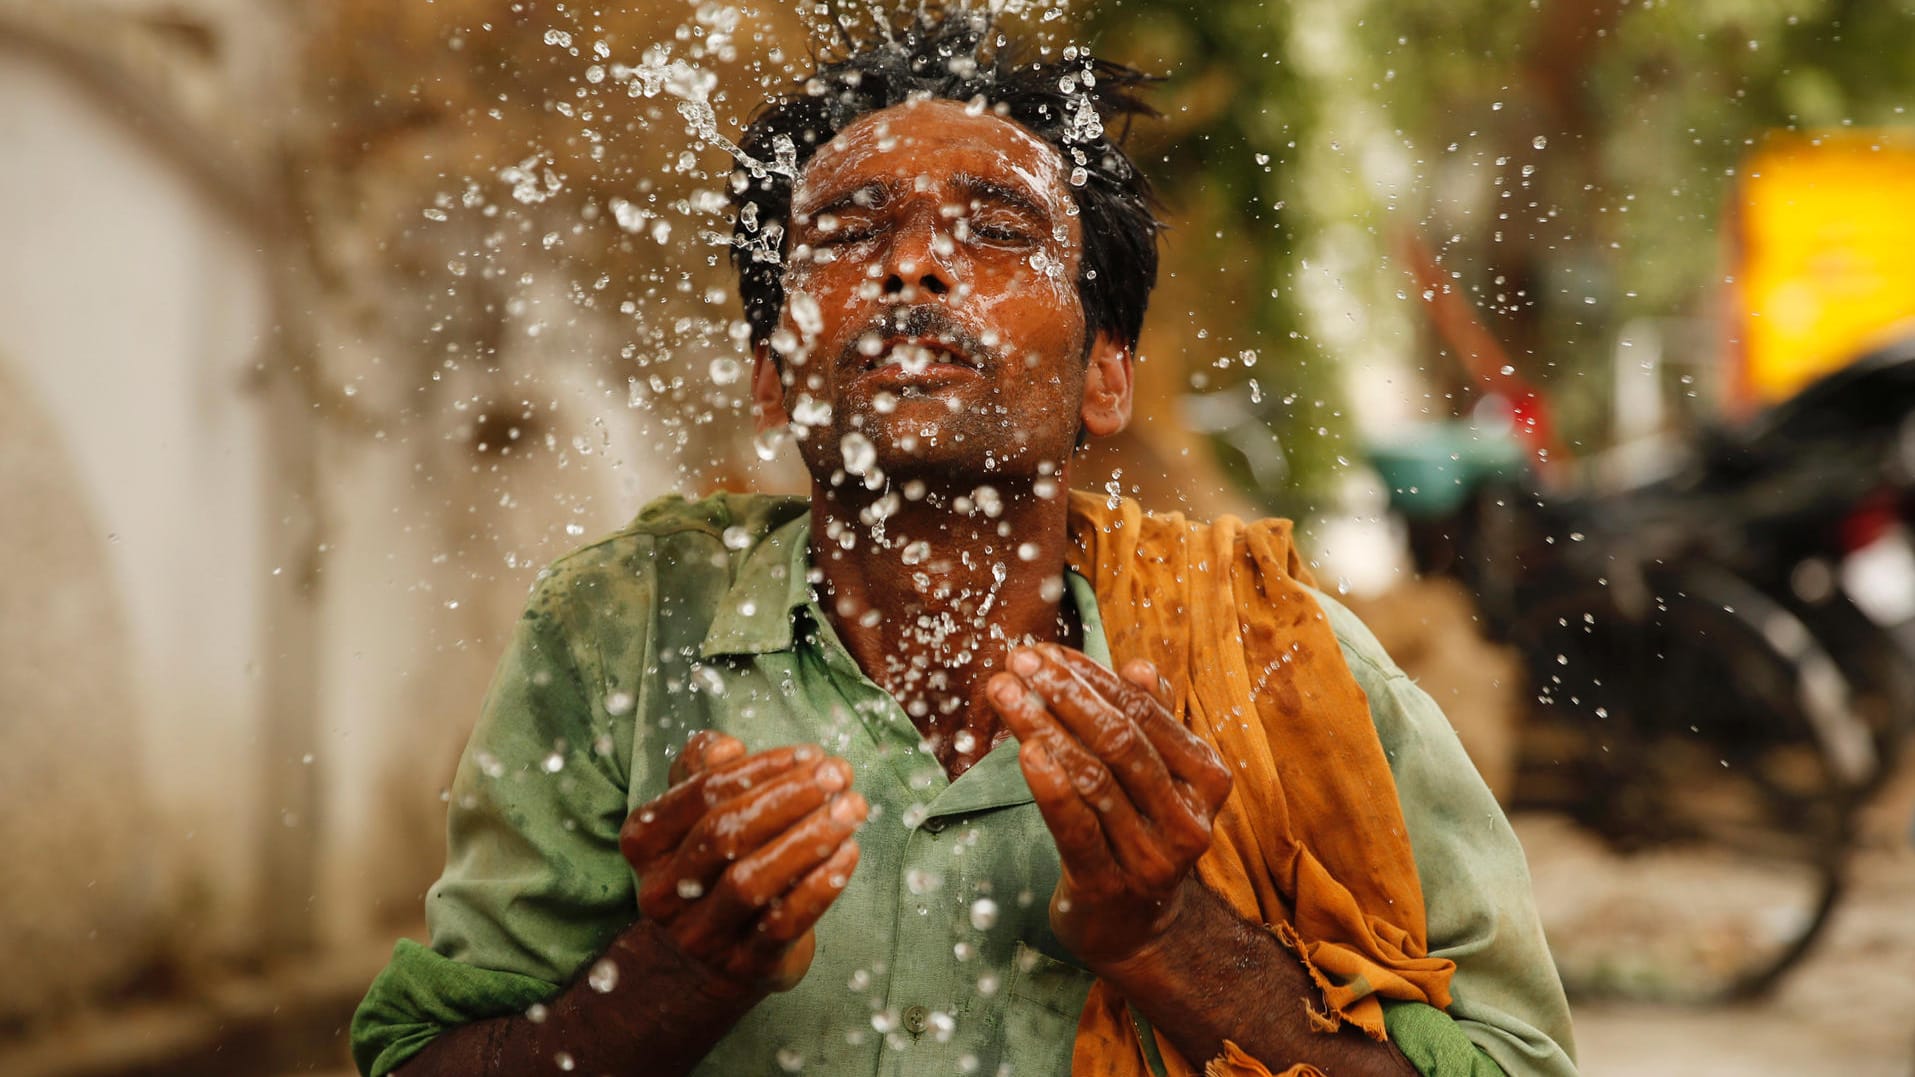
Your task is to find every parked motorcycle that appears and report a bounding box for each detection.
[1368,335,1915,1000]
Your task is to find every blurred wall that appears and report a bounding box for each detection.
[0,51,270,996]
[0,26,695,1022]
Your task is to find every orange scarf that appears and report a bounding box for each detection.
[1065,492,1455,1077]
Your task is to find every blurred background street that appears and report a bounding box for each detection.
[4,0,1914,1073]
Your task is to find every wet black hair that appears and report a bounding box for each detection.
[728,7,1162,354]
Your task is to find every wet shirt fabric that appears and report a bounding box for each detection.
[350,493,1578,1077]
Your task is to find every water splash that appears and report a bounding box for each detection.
[610,46,795,183]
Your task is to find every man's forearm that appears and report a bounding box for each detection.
[394,919,761,1077]
[1098,879,1418,1076]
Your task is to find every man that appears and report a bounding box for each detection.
[353,11,1576,1077]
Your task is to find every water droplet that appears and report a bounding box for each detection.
[972,485,1002,518]
[753,424,791,461]
[1531,135,1549,150]
[587,957,619,993]
[776,1047,804,1072]
[928,1010,956,1041]
[840,431,876,475]
[790,395,832,429]
[969,898,999,931]
[788,290,824,338]
[693,665,728,696]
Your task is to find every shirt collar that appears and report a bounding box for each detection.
[698,511,816,658]
[698,511,1112,665]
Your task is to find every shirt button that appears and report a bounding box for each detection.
[902,1004,930,1034]
[922,817,945,834]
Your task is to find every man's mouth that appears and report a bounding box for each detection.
[870,336,979,375]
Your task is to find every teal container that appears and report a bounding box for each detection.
[1366,423,1527,518]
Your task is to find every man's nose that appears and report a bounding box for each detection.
[880,219,954,298]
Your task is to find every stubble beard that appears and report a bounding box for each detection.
[798,382,1078,507]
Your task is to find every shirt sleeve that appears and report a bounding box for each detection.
[350,562,641,1076]
[1314,590,1579,1077]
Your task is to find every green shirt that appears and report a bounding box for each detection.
[351,492,1577,1077]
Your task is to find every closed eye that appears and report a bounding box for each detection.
[970,223,1034,244]
[957,215,1041,247]
[808,213,883,246]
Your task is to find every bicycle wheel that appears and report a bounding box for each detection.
[1509,568,1864,1001]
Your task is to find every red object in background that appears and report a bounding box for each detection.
[1393,228,1570,474]
[1840,493,1901,554]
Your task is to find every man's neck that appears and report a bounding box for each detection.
[808,473,1077,778]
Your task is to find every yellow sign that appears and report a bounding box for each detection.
[1737,130,1915,405]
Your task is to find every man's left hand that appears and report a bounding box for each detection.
[987,644,1234,969]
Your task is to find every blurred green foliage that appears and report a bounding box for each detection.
[1086,0,1915,508]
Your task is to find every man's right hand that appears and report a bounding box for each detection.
[392,732,864,1077]
[619,731,866,993]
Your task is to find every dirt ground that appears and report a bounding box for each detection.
[1538,782,1915,1076]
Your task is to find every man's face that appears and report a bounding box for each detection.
[755,98,1129,491]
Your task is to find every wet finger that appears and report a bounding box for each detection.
[754,839,862,946]
[642,757,851,920]
[991,674,1114,808]
[1013,646,1179,825]
[1047,646,1228,806]
[701,744,822,803]
[1005,678,1181,882]
[623,744,819,868]
[670,730,747,785]
[1120,659,1175,711]
[1018,740,1120,880]
[621,771,718,868]
[729,792,866,909]
[690,791,865,937]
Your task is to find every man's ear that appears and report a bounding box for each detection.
[750,344,789,433]
[1079,332,1134,439]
